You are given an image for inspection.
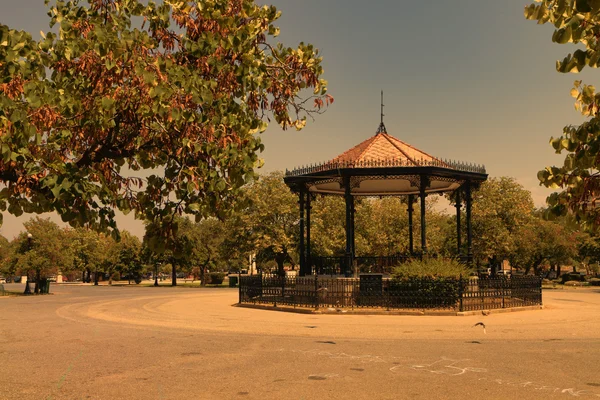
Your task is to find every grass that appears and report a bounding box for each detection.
[1,290,52,297]
[138,282,232,288]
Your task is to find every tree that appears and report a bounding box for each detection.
[68,227,106,283]
[470,177,535,269]
[112,231,142,283]
[193,218,226,285]
[0,0,331,240]
[143,215,194,286]
[356,196,452,258]
[309,196,346,257]
[15,217,73,293]
[0,234,13,278]
[525,1,600,229]
[227,171,297,276]
[510,217,578,275]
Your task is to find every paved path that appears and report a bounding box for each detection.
[2,285,600,399]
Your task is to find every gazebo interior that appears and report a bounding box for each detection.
[284,112,488,277]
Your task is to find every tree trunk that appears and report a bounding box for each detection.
[557,264,562,278]
[172,261,177,286]
[34,269,41,294]
[201,266,207,287]
[531,257,544,276]
[275,252,286,277]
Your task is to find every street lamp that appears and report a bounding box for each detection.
[23,233,33,295]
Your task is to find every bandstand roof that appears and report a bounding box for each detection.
[331,131,442,166]
[284,125,487,196]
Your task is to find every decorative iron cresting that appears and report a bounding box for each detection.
[285,158,487,177]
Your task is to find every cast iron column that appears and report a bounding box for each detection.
[420,176,428,256]
[455,190,462,260]
[299,188,306,276]
[465,181,473,267]
[344,177,353,277]
[351,196,356,264]
[306,192,312,276]
[407,194,414,255]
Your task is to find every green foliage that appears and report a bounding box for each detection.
[561,272,586,283]
[391,258,472,279]
[388,276,463,308]
[471,177,535,264]
[511,217,578,273]
[525,1,600,229]
[13,217,73,279]
[0,0,330,241]
[208,272,225,285]
[67,227,106,278]
[224,171,298,275]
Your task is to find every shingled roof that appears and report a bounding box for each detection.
[330,131,442,165]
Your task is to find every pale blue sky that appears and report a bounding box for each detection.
[0,0,592,238]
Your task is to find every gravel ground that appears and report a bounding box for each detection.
[1,284,600,400]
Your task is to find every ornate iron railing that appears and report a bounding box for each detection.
[239,275,542,312]
[285,158,487,177]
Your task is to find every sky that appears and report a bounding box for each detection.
[0,0,594,239]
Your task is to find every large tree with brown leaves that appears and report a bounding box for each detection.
[0,0,331,244]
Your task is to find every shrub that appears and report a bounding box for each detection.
[588,278,600,286]
[209,272,225,285]
[561,273,585,283]
[391,258,473,279]
[388,276,463,308]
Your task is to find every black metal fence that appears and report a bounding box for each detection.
[239,274,542,312]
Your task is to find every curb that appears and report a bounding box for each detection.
[233,303,544,316]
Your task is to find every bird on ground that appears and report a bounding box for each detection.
[473,322,487,334]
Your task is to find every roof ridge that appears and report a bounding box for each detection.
[381,133,417,164]
[385,134,442,163]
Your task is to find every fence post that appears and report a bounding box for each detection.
[238,271,242,305]
[314,274,319,310]
[458,274,464,312]
[386,279,390,311]
[259,271,263,305]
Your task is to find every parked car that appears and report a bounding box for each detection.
[0,277,5,284]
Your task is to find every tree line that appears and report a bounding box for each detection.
[2,172,600,286]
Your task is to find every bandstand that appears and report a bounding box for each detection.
[284,102,488,277]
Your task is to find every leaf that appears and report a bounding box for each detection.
[101,97,115,110]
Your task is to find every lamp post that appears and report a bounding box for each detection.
[23,233,33,295]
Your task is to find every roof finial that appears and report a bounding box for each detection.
[376,90,387,134]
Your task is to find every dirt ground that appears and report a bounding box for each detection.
[2,284,600,399]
